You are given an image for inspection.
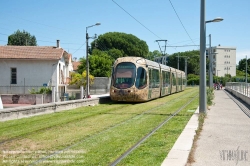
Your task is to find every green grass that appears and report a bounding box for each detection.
[0,87,199,166]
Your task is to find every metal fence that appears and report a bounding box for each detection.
[0,86,50,95]
[0,85,109,101]
[225,82,250,97]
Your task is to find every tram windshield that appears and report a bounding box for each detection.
[113,62,136,89]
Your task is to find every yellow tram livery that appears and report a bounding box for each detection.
[110,57,186,102]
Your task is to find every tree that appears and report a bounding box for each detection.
[77,58,86,75]
[8,29,37,46]
[167,50,200,75]
[91,32,149,59]
[238,58,250,75]
[89,50,113,77]
[146,50,162,60]
[76,49,113,77]
[69,70,94,88]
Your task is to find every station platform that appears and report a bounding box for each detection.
[162,89,250,166]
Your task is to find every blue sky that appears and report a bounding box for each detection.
[0,0,249,64]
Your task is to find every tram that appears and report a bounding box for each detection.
[110,57,186,102]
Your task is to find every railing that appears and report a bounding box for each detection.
[225,82,250,97]
[0,86,50,94]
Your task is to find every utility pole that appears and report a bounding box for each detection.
[185,57,188,79]
[200,0,207,113]
[209,34,213,89]
[178,56,189,83]
[246,55,248,83]
[178,53,179,70]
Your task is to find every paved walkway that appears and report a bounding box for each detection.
[190,89,250,166]
[162,89,250,166]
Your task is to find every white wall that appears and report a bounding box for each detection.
[0,57,73,102]
[212,46,236,77]
[0,59,59,87]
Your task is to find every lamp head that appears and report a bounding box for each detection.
[95,23,101,26]
[206,17,224,23]
[213,17,223,22]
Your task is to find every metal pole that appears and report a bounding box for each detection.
[209,34,213,88]
[246,55,247,95]
[199,0,207,113]
[185,57,187,86]
[246,55,247,83]
[178,53,179,70]
[86,29,89,98]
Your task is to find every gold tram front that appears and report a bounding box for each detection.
[110,61,148,102]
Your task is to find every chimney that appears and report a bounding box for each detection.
[57,40,60,48]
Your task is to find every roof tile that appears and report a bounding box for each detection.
[0,46,66,60]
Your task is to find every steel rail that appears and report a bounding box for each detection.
[109,93,198,166]
[29,90,197,166]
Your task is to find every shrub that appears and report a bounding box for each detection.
[29,87,52,94]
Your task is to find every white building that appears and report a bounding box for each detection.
[211,45,236,77]
[0,41,73,102]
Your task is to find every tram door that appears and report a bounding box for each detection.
[148,68,160,99]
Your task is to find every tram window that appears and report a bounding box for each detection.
[155,69,160,88]
[172,73,176,86]
[149,68,159,88]
[149,68,153,88]
[135,67,147,89]
[113,62,136,89]
[162,71,165,87]
[162,71,170,87]
[178,74,181,85]
[165,71,170,87]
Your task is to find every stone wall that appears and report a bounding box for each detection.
[225,88,250,105]
[0,97,110,121]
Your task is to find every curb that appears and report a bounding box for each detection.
[161,108,199,166]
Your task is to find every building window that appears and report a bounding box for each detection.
[11,68,17,84]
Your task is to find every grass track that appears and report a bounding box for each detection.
[0,87,199,166]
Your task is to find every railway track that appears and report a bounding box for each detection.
[29,90,198,165]
[0,104,130,145]
[0,89,194,146]
[0,88,199,165]
[109,92,198,166]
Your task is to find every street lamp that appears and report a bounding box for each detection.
[207,21,223,89]
[200,0,223,113]
[86,22,101,98]
[205,17,223,23]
